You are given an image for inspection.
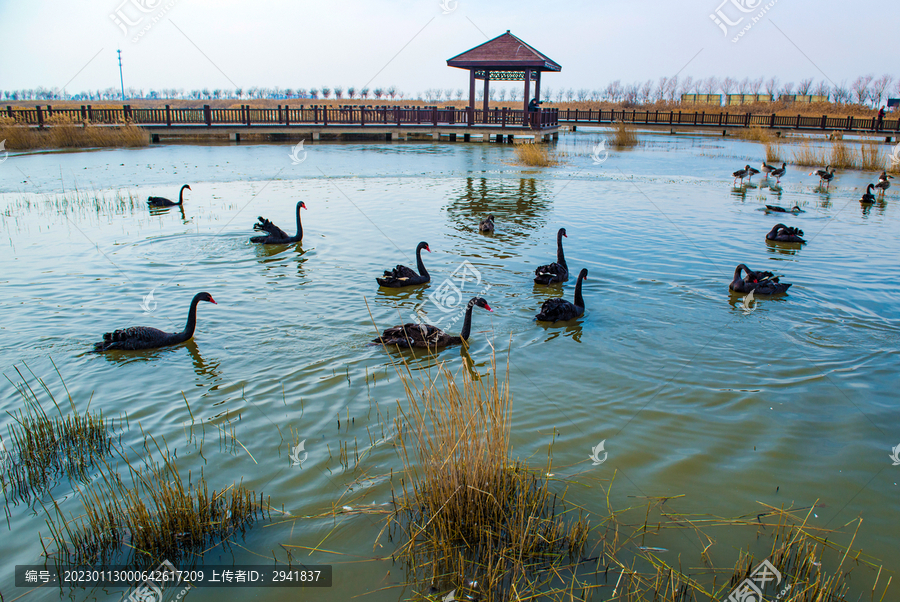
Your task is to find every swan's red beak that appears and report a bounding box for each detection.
[186,185,191,190]
[425,245,431,252]
[483,303,492,312]
[208,296,217,304]
[563,233,567,237]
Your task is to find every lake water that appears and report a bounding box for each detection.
[0,131,898,601]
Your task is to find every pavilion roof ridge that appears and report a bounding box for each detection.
[446,30,561,72]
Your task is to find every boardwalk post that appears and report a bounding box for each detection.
[6,106,12,119]
[846,116,852,131]
[432,107,438,126]
[744,112,750,127]
[285,105,290,126]
[795,114,801,129]
[87,105,93,122]
[770,113,775,128]
[165,105,171,127]
[502,107,507,127]
[820,115,827,129]
[322,105,327,126]
[36,105,44,128]
[47,105,53,117]
[204,105,211,126]
[314,106,318,124]
[361,105,365,126]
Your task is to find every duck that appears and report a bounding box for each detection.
[535,268,588,322]
[534,228,569,284]
[148,185,191,207]
[859,183,876,204]
[746,165,760,182]
[761,161,776,178]
[874,171,893,195]
[766,223,806,243]
[771,163,786,183]
[250,201,306,244]
[373,297,491,348]
[93,292,216,351]
[810,165,835,187]
[733,165,751,185]
[377,241,431,287]
[765,203,804,213]
[729,264,791,295]
[479,215,495,233]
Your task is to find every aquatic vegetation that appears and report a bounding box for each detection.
[43,443,269,568]
[765,142,783,162]
[384,353,590,601]
[1,364,118,504]
[609,120,639,147]
[513,141,561,167]
[737,125,773,143]
[0,114,147,150]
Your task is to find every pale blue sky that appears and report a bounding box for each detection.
[0,0,896,97]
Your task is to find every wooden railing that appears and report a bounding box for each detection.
[556,108,899,132]
[4,104,560,129]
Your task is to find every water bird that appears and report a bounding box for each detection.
[534,228,569,284]
[875,171,892,195]
[746,165,760,182]
[733,165,751,185]
[479,214,495,233]
[766,223,806,243]
[761,161,776,178]
[765,204,803,213]
[771,162,786,183]
[377,241,431,287]
[535,269,588,322]
[147,184,191,207]
[729,265,791,295]
[810,165,835,187]
[859,183,876,204]
[250,201,306,244]
[373,297,491,348]
[93,292,216,352]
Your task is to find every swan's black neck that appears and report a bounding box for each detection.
[734,264,751,282]
[416,245,429,277]
[179,295,203,342]
[459,299,477,341]
[556,231,567,268]
[574,273,586,308]
[178,185,189,205]
[293,205,304,241]
[768,223,786,237]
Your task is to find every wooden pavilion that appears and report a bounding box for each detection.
[447,30,561,126]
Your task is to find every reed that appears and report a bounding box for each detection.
[792,142,828,167]
[384,352,589,601]
[45,442,268,568]
[859,142,884,171]
[0,114,148,150]
[609,120,638,147]
[1,364,117,504]
[513,142,560,166]
[736,125,772,143]
[765,142,783,163]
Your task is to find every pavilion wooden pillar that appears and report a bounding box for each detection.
[523,68,531,124]
[535,71,542,102]
[483,70,490,124]
[468,69,476,125]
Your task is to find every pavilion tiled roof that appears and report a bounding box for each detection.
[447,31,561,72]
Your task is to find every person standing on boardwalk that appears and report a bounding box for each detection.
[528,98,542,129]
[875,106,886,131]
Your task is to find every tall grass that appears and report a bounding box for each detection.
[737,125,773,143]
[513,142,560,167]
[0,114,148,150]
[765,142,783,163]
[384,353,589,601]
[791,140,888,171]
[609,121,638,147]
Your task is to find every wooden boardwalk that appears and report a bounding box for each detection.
[5,104,898,141]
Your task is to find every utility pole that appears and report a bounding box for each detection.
[117,49,126,101]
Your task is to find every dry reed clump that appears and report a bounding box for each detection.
[383,354,589,601]
[1,364,117,505]
[513,142,560,167]
[765,142,783,163]
[737,125,773,143]
[44,443,269,569]
[609,121,638,147]
[792,140,888,171]
[859,142,884,171]
[0,115,148,150]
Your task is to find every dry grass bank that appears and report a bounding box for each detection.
[0,115,147,150]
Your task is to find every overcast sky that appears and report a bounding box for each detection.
[0,0,897,97]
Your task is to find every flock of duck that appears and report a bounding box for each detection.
[92,159,890,352]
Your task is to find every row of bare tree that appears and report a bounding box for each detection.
[2,74,895,106]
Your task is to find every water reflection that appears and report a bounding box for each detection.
[445,177,553,245]
[534,319,584,343]
[730,186,748,201]
[765,239,802,256]
[253,243,309,282]
[186,340,223,385]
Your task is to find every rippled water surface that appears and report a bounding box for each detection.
[1,132,898,601]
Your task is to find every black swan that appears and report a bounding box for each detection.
[761,161,776,178]
[250,201,306,244]
[859,183,876,204]
[729,264,791,295]
[875,171,892,194]
[148,185,191,207]
[377,241,431,287]
[766,223,806,243]
[534,228,568,284]
[479,215,495,233]
[535,268,588,322]
[765,203,803,213]
[770,163,786,183]
[733,165,750,185]
[373,297,491,348]
[93,292,216,352]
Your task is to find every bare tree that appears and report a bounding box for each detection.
[721,77,737,96]
[870,74,893,107]
[655,77,668,102]
[510,88,521,102]
[566,88,575,102]
[333,87,343,99]
[321,87,331,99]
[832,80,850,103]
[577,88,590,101]
[811,80,829,100]
[455,89,463,100]
[678,76,694,99]
[555,89,564,103]
[851,75,873,105]
[764,77,780,97]
[360,88,369,99]
[666,75,679,101]
[780,82,795,97]
[738,77,750,94]
[640,79,653,104]
[444,89,453,102]
[498,88,507,101]
[488,87,496,100]
[751,77,764,95]
[703,76,720,95]
[796,78,813,96]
